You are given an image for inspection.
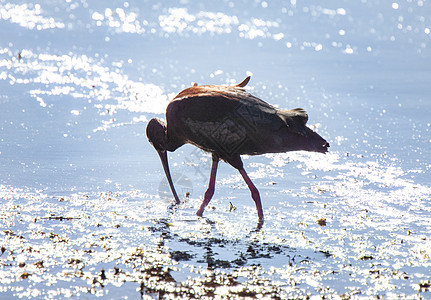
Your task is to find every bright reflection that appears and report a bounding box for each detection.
[0,3,64,30]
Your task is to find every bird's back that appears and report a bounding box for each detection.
[166,83,328,160]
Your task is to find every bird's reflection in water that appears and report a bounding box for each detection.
[134,207,317,298]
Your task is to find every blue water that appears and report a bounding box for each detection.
[1,1,430,298]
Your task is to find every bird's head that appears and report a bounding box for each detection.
[146,118,180,204]
[146,118,168,151]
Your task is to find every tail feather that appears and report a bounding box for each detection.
[305,127,329,153]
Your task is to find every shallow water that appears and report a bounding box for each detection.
[1,1,431,298]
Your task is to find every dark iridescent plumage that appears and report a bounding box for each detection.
[146,76,329,222]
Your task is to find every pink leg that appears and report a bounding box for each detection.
[196,159,219,217]
[239,169,264,221]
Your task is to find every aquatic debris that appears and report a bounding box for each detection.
[418,281,431,292]
[20,272,31,280]
[33,261,44,268]
[38,216,81,221]
[100,269,107,281]
[317,218,327,226]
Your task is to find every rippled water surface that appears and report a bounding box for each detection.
[1,0,431,298]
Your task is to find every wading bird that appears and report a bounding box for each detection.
[146,76,329,222]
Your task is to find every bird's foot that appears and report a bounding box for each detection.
[256,218,264,231]
[196,209,204,217]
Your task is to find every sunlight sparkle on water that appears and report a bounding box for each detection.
[0,3,64,30]
[1,0,430,298]
[0,48,169,130]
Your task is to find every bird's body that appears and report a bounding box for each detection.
[147,76,329,222]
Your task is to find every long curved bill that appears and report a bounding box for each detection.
[157,150,180,204]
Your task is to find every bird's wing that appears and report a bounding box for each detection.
[169,86,287,155]
[172,85,310,135]
[173,85,280,124]
[224,88,310,137]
